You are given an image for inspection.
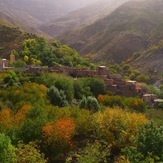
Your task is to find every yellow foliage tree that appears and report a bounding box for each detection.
[93,107,148,149]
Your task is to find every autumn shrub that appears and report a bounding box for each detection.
[0,83,48,111]
[98,95,125,108]
[15,104,32,127]
[66,141,111,163]
[98,95,147,112]
[125,97,147,112]
[73,109,94,137]
[42,118,76,160]
[0,108,13,132]
[93,108,148,156]
[15,142,47,163]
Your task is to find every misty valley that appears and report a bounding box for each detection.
[0,0,163,162]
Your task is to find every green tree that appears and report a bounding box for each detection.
[15,142,47,163]
[13,60,26,67]
[123,122,163,162]
[54,77,74,103]
[79,96,100,112]
[73,80,83,99]
[18,107,48,143]
[136,74,151,84]
[4,70,19,86]
[0,133,16,163]
[24,55,29,63]
[81,78,106,97]
[47,86,68,107]
[67,141,110,163]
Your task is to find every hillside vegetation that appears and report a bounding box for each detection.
[0,20,33,58]
[0,20,92,68]
[0,71,162,162]
[0,1,163,162]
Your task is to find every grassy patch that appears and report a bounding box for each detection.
[146,109,163,126]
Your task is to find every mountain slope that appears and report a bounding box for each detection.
[0,19,36,58]
[0,0,99,25]
[0,0,41,28]
[39,0,129,37]
[0,11,52,40]
[57,0,163,65]
[131,39,163,78]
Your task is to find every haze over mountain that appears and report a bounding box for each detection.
[57,0,163,75]
[0,0,163,77]
[0,10,52,39]
[0,0,99,26]
[39,0,129,37]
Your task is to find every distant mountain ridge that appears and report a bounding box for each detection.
[0,0,163,78]
[57,0,163,76]
[0,0,99,25]
[39,0,129,37]
[0,19,35,58]
[0,11,52,39]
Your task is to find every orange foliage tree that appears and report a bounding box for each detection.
[0,108,13,131]
[42,118,75,146]
[42,118,76,160]
[98,95,146,112]
[0,83,48,111]
[15,104,32,127]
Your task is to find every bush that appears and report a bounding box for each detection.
[136,74,151,84]
[98,95,125,108]
[125,98,147,112]
[35,74,74,103]
[80,78,106,97]
[47,86,68,107]
[74,109,94,137]
[98,95,147,112]
[15,142,47,163]
[79,96,100,112]
[42,118,76,160]
[93,108,148,154]
[123,122,163,162]
[18,107,48,143]
[66,141,110,163]
[73,80,83,100]
[0,133,16,163]
[4,70,19,86]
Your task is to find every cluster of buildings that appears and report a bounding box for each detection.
[143,94,163,108]
[39,65,145,98]
[0,56,163,108]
